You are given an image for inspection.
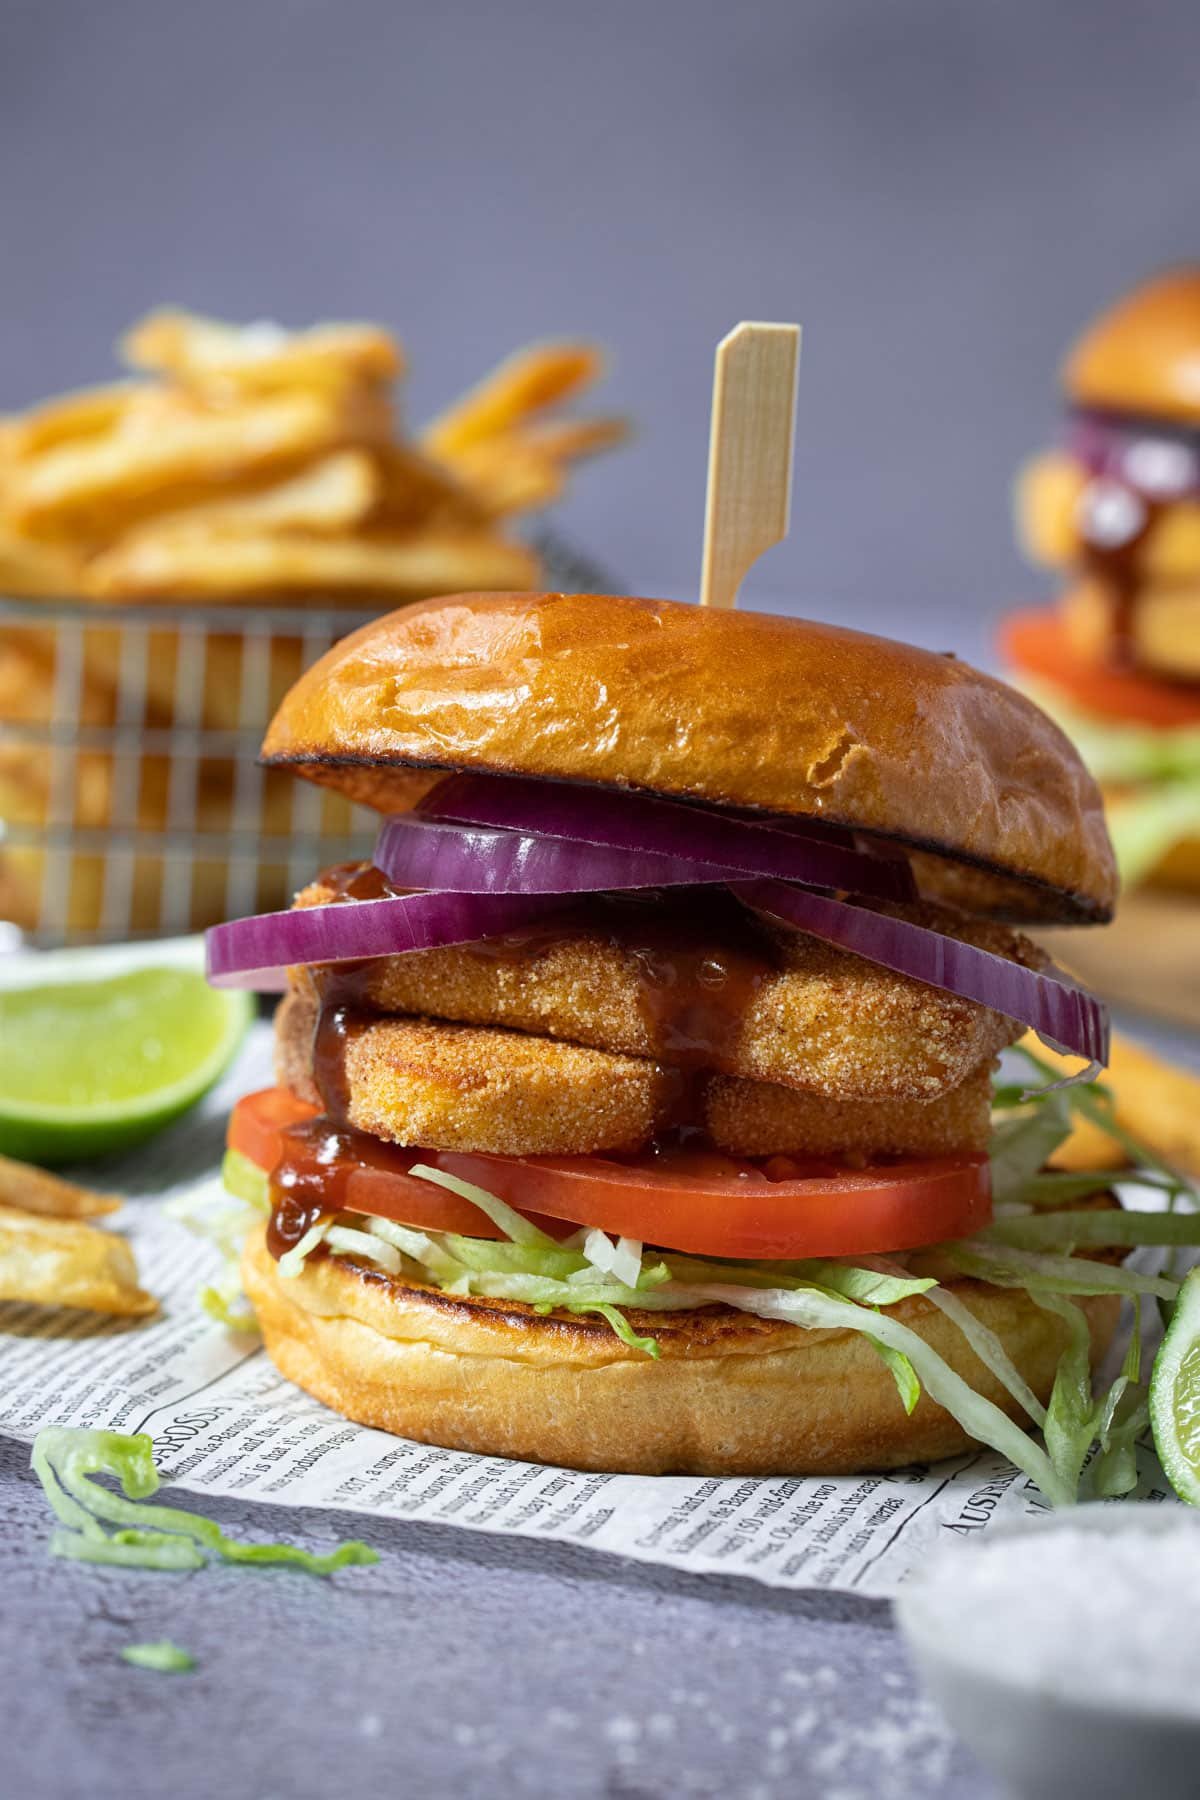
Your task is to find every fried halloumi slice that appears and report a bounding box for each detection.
[707,1062,994,1160]
[292,884,1034,1102]
[275,991,677,1157]
[276,993,994,1161]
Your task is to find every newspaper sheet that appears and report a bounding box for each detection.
[0,945,1176,1598]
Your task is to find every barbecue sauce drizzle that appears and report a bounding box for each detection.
[264,868,784,1259]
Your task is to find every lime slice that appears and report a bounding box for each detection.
[1150,1265,1200,1505]
[0,968,253,1165]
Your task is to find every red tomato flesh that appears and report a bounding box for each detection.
[1002,606,1200,729]
[230,1089,991,1261]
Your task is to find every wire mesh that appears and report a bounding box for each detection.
[0,530,618,947]
[0,595,384,946]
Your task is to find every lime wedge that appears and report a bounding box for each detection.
[0,968,253,1165]
[1150,1266,1200,1505]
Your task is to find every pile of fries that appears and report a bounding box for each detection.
[0,311,622,938]
[0,1153,156,1318]
[0,308,621,601]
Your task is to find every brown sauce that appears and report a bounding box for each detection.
[264,1116,426,1259]
[1081,505,1163,670]
[317,861,406,903]
[461,887,780,1069]
[278,875,784,1247]
[1071,409,1186,669]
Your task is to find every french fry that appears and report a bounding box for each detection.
[122,309,402,392]
[373,445,488,530]
[6,384,392,540]
[0,522,85,596]
[516,415,628,463]
[2,382,146,459]
[423,342,604,457]
[442,418,628,515]
[0,1153,121,1219]
[447,438,566,516]
[86,523,539,602]
[0,1204,156,1315]
[0,307,623,938]
[120,450,382,538]
[1026,1030,1200,1178]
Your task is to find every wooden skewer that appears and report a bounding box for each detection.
[699,321,801,610]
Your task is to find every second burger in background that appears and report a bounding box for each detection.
[1006,267,1200,896]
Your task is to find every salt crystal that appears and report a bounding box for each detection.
[899,1519,1200,1717]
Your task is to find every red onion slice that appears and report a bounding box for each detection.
[377,813,815,895]
[735,879,1109,1072]
[419,773,916,902]
[206,890,561,991]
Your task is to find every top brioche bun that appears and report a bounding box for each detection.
[1064,267,1200,424]
[262,590,1117,924]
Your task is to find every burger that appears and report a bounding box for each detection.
[1005,267,1200,898]
[207,590,1128,1487]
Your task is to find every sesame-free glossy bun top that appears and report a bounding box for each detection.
[1064,268,1200,425]
[262,591,1117,922]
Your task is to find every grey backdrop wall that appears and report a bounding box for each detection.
[1,0,1196,664]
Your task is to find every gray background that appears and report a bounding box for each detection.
[2,0,1198,663]
[1,8,1197,1796]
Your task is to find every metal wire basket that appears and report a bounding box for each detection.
[0,531,616,947]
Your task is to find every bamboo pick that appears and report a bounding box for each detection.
[699,322,801,610]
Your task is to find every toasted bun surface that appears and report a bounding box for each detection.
[1064,268,1200,424]
[243,1228,1118,1476]
[263,592,1116,922]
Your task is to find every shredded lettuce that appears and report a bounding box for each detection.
[220,1148,271,1212]
[1021,679,1200,786]
[166,1154,271,1334]
[987,1092,1074,1207]
[948,1240,1179,1302]
[924,1283,1047,1426]
[1022,676,1200,880]
[122,1641,195,1673]
[1109,785,1200,887]
[867,1339,921,1415]
[407,1163,559,1249]
[324,1224,402,1275]
[278,1221,330,1279]
[1037,1293,1102,1494]
[984,1210,1200,1253]
[573,1302,662,1358]
[32,1428,378,1574]
[682,1281,1075,1506]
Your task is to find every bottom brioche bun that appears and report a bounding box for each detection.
[243,1227,1118,1477]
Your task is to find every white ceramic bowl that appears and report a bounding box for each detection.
[893,1505,1200,1800]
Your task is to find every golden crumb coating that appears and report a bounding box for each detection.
[276,991,993,1160]
[707,1061,994,1160]
[275,990,677,1156]
[292,880,1034,1101]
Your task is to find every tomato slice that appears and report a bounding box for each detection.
[229,1089,992,1261]
[1001,606,1200,729]
[228,1085,315,1173]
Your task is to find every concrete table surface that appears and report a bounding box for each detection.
[0,1429,991,1800]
